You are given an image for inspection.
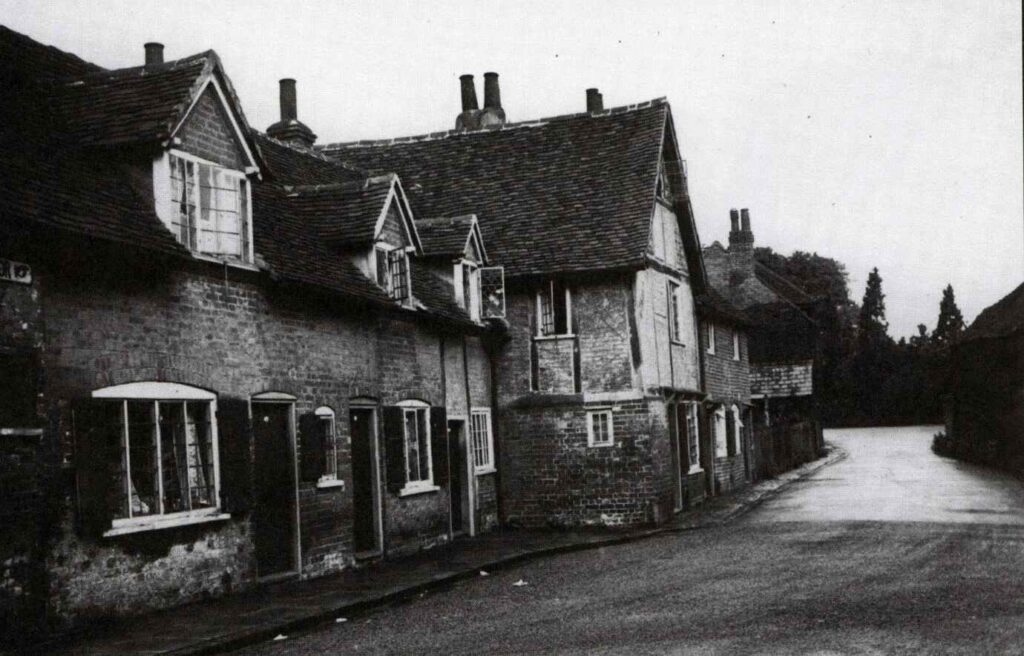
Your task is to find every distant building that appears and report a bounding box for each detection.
[945,282,1024,473]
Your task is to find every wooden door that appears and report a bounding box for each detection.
[252,402,296,577]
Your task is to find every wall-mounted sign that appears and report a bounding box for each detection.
[0,258,32,285]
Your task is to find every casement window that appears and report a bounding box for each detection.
[298,406,342,488]
[587,409,614,447]
[733,330,741,361]
[404,406,432,486]
[168,151,251,263]
[725,406,737,457]
[668,281,682,343]
[714,406,727,457]
[479,266,506,319]
[470,409,495,473]
[77,382,229,536]
[678,402,701,472]
[537,280,572,336]
[374,244,411,305]
[705,321,716,355]
[455,263,506,322]
[383,403,448,496]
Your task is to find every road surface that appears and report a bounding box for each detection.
[236,426,1024,655]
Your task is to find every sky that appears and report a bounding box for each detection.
[2,0,1021,337]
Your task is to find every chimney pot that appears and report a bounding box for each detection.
[729,208,739,232]
[586,88,603,112]
[144,42,164,67]
[279,78,297,121]
[483,72,502,110]
[740,208,751,232]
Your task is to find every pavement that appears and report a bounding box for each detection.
[43,440,844,656]
[228,425,1024,655]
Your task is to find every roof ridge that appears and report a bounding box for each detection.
[317,97,668,152]
[61,50,214,84]
[256,130,369,174]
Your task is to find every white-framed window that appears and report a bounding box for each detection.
[668,281,682,343]
[683,403,701,472]
[455,260,481,321]
[91,382,226,535]
[470,408,495,473]
[480,266,506,319]
[587,409,614,447]
[315,406,340,486]
[537,280,572,336]
[705,321,716,355]
[400,402,433,492]
[733,330,741,361]
[731,404,744,456]
[166,150,252,263]
[373,243,411,305]
[714,406,727,457]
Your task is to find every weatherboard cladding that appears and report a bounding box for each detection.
[319,100,669,279]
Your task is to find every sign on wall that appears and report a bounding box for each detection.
[0,258,32,285]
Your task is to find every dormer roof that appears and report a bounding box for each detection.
[415,215,487,264]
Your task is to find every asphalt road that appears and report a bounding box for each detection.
[236,426,1024,655]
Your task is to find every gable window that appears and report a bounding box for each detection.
[704,321,716,355]
[587,409,614,447]
[168,151,251,263]
[403,405,433,489]
[733,330,741,361]
[537,280,572,336]
[83,382,227,536]
[470,409,495,473]
[668,281,682,343]
[374,244,411,305]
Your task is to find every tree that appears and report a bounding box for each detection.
[932,284,965,346]
[858,268,889,346]
[909,324,930,349]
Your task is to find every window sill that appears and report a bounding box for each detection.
[104,510,231,537]
[192,253,260,272]
[399,484,440,497]
[588,441,615,448]
[316,477,345,490]
[670,340,686,347]
[474,466,497,476]
[0,427,44,437]
[534,334,576,341]
[687,466,704,475]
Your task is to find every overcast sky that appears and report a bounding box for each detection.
[3,0,1021,337]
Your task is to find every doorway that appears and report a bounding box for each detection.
[252,399,298,579]
[448,419,472,535]
[350,406,382,555]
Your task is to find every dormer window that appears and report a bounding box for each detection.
[374,244,411,305]
[166,151,252,263]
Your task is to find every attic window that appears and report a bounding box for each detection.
[374,244,410,305]
[167,151,252,263]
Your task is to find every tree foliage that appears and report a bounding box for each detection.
[932,284,965,346]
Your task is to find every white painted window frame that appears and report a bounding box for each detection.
[733,330,741,361]
[397,400,436,495]
[685,403,702,474]
[730,404,744,456]
[454,259,482,321]
[714,406,727,458]
[469,407,495,474]
[91,382,229,537]
[706,321,717,355]
[157,149,255,266]
[587,408,615,448]
[315,406,344,489]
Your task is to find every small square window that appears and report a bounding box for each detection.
[587,410,614,447]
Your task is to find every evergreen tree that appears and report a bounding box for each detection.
[858,268,889,345]
[932,284,965,346]
[909,324,930,348]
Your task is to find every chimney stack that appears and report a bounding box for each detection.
[727,207,755,284]
[480,72,506,127]
[586,88,604,112]
[266,78,317,148]
[460,74,479,112]
[144,42,164,68]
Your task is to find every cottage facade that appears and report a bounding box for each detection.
[0,27,503,634]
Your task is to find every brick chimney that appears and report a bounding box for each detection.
[266,78,317,148]
[586,88,604,113]
[144,42,164,68]
[728,207,755,285]
[455,74,482,130]
[479,72,506,127]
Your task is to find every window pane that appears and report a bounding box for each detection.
[417,409,430,482]
[552,280,568,334]
[405,410,420,483]
[126,401,158,516]
[185,402,214,509]
[159,401,189,513]
[320,417,337,478]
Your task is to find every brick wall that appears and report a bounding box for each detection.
[32,256,465,623]
[177,86,244,169]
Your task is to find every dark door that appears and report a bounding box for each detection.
[350,408,378,553]
[448,420,465,533]
[252,402,296,577]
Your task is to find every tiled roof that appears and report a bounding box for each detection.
[754,262,816,306]
[255,133,367,186]
[319,100,670,279]
[280,177,394,248]
[696,286,751,327]
[963,282,1024,342]
[415,216,475,258]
